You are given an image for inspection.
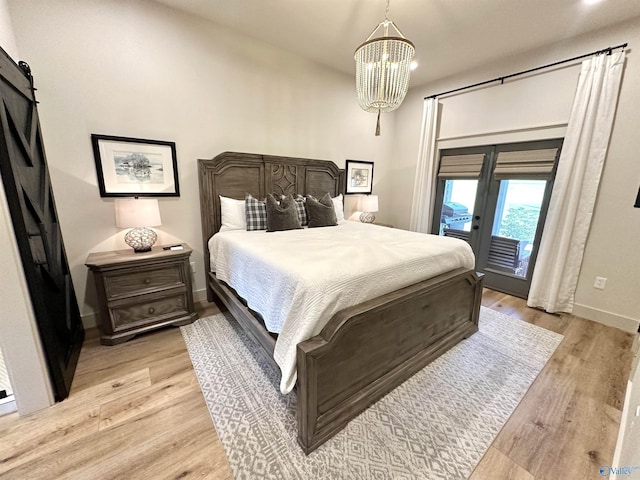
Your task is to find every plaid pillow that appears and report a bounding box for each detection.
[245,194,267,230]
[294,195,308,226]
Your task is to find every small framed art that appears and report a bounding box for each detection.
[91,134,180,197]
[345,160,374,194]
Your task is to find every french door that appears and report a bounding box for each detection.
[431,140,563,298]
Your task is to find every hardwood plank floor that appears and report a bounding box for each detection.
[471,289,634,480]
[0,290,633,479]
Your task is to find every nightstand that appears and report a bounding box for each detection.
[86,243,198,345]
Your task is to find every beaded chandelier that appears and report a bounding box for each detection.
[354,0,415,136]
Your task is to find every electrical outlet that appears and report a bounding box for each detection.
[190,262,196,274]
[593,276,607,290]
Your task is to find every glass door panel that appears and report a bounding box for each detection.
[487,180,546,279]
[438,179,476,236]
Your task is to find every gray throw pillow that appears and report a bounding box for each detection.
[266,194,302,232]
[305,193,338,228]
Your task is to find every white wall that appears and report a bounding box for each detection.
[7,0,395,327]
[393,17,640,331]
[0,0,53,414]
[0,0,17,59]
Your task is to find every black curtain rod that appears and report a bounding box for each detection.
[425,42,628,100]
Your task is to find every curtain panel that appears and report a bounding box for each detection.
[409,98,439,233]
[527,51,626,313]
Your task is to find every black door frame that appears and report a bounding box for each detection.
[432,139,563,298]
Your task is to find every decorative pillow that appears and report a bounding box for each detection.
[305,193,338,228]
[266,194,302,232]
[245,194,267,231]
[294,194,308,226]
[332,194,345,222]
[219,195,246,231]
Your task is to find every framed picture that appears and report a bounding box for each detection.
[345,160,374,194]
[91,134,180,197]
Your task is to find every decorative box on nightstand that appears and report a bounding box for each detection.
[85,243,198,345]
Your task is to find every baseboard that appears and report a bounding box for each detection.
[81,311,99,330]
[193,288,208,304]
[572,304,639,333]
[81,288,209,330]
[0,396,17,416]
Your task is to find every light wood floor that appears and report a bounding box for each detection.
[0,290,633,479]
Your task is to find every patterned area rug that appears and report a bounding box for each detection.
[181,307,562,480]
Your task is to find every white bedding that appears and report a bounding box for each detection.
[208,221,475,394]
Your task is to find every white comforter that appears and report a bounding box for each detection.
[209,221,474,394]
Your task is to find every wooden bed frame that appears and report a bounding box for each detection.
[198,152,483,454]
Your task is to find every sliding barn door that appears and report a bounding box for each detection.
[0,48,84,401]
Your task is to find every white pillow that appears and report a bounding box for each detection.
[332,194,345,222]
[219,195,246,231]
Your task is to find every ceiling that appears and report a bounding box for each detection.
[154,0,640,87]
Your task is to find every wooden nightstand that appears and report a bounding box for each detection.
[86,243,198,345]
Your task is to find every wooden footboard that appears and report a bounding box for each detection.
[296,268,483,454]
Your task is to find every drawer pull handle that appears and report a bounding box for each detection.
[148,307,155,314]
[145,278,151,284]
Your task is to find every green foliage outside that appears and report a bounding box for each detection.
[499,205,539,241]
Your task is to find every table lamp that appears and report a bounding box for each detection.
[115,198,162,252]
[358,195,378,223]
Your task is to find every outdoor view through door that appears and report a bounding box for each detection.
[432,140,562,298]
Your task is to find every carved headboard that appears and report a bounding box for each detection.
[198,152,345,274]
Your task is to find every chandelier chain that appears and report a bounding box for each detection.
[385,0,390,20]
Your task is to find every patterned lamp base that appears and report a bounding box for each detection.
[359,212,376,223]
[124,227,158,252]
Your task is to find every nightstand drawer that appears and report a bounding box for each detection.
[105,264,184,298]
[111,293,188,331]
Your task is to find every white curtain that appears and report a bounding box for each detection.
[409,98,439,233]
[528,51,625,313]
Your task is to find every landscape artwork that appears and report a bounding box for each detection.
[112,151,165,185]
[91,134,180,197]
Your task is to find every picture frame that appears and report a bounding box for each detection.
[91,134,180,197]
[345,160,374,194]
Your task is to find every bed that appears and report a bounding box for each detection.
[198,151,483,454]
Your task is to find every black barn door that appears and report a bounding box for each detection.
[0,48,84,401]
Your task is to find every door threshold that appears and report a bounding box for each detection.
[0,395,16,416]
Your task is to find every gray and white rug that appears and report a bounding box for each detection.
[181,307,562,479]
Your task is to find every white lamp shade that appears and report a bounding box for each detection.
[358,195,379,213]
[115,198,162,228]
